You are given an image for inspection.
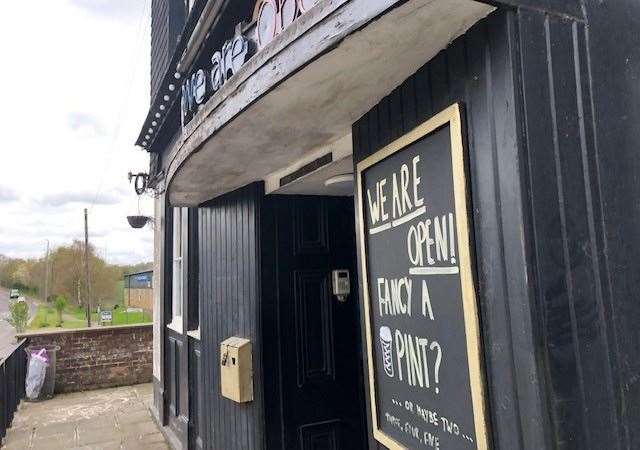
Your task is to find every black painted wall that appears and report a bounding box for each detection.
[581,1,640,448]
[353,4,637,450]
[198,183,265,450]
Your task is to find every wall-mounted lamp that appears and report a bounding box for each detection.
[128,172,149,195]
[126,172,153,229]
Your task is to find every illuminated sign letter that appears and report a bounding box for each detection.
[210,51,223,92]
[194,69,207,105]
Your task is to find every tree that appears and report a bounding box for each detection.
[0,258,24,289]
[48,240,122,308]
[0,244,152,312]
[54,295,67,327]
[5,299,29,334]
[49,242,85,305]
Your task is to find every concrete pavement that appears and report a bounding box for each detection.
[0,287,39,359]
[1,383,167,450]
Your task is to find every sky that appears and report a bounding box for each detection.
[0,0,154,265]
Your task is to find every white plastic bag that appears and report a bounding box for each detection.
[25,348,48,400]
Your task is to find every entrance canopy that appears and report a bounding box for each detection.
[167,0,494,205]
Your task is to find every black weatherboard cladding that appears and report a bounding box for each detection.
[150,0,170,101]
[198,183,264,450]
[517,10,618,450]
[354,7,626,450]
[150,0,185,102]
[354,11,543,448]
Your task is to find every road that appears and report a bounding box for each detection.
[0,286,38,359]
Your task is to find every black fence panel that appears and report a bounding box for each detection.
[0,339,27,441]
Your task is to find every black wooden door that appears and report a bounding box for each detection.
[271,196,367,450]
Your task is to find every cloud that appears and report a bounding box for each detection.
[105,247,153,265]
[0,185,18,203]
[0,0,152,265]
[70,0,144,20]
[36,189,122,208]
[0,239,49,258]
[67,112,106,137]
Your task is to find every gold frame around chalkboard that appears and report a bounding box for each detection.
[356,103,488,450]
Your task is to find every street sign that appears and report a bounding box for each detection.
[100,310,113,325]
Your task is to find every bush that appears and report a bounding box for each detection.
[5,299,30,334]
[54,295,67,327]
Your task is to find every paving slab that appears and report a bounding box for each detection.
[77,425,120,446]
[1,383,164,450]
[33,420,78,439]
[31,435,76,450]
[115,409,151,426]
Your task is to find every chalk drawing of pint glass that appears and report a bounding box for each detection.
[379,326,394,377]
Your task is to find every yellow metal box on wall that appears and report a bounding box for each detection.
[220,337,253,403]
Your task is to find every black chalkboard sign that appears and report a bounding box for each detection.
[356,104,488,450]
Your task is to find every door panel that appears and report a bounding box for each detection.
[294,270,335,386]
[166,329,188,446]
[294,201,329,254]
[300,420,341,450]
[272,196,366,450]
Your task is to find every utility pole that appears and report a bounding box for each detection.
[84,208,91,327]
[43,239,50,303]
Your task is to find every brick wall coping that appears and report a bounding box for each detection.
[16,323,152,339]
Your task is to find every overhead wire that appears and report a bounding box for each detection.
[89,0,151,213]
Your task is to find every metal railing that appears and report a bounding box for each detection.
[0,339,26,441]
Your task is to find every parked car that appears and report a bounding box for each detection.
[9,289,19,299]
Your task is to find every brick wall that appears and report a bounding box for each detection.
[17,324,152,393]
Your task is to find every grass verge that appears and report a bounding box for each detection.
[28,304,151,330]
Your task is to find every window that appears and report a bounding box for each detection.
[169,207,188,332]
[187,208,200,335]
